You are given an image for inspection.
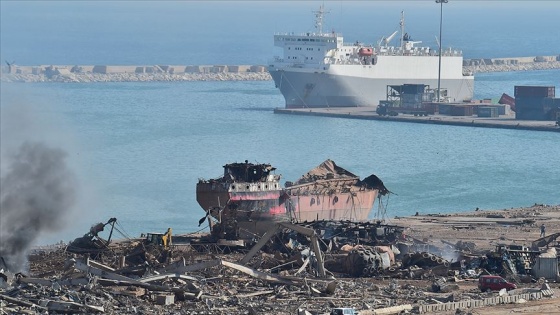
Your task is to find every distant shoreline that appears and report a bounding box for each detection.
[1,60,559,83]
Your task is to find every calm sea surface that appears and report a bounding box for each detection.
[1,1,559,244]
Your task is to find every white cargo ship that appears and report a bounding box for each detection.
[268,5,474,108]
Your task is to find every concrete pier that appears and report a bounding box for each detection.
[273,107,560,133]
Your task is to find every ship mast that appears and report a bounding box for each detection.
[313,4,329,34]
[399,11,405,49]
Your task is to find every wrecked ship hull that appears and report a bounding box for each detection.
[196,161,288,239]
[285,160,388,222]
[197,160,388,239]
[196,186,285,217]
[286,182,379,222]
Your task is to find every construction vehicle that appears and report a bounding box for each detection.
[144,228,172,249]
[125,228,173,266]
[376,101,429,117]
[67,218,117,254]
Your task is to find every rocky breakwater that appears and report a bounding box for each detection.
[463,55,560,73]
[1,71,273,83]
[0,64,272,83]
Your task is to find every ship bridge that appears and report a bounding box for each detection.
[273,32,341,66]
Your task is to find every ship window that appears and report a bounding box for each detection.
[288,47,291,50]
[265,185,268,189]
[231,185,235,190]
[258,186,260,189]
[246,185,250,189]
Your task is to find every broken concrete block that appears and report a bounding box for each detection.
[155,294,174,305]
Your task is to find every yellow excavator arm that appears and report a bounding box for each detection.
[161,228,172,248]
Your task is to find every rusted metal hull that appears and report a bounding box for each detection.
[196,160,388,239]
[196,161,288,239]
[286,187,378,222]
[283,160,387,223]
[196,183,288,239]
[196,184,285,217]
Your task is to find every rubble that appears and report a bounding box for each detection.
[1,205,559,314]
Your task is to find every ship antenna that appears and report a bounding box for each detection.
[399,11,405,49]
[313,4,329,34]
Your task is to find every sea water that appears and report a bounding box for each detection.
[1,1,559,244]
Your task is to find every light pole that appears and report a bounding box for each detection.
[436,0,448,102]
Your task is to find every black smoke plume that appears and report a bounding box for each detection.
[0,141,77,272]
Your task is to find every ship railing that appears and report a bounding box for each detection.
[274,32,339,38]
[374,49,462,57]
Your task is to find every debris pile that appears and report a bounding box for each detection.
[1,209,558,314]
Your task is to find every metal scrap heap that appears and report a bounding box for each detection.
[0,213,558,314]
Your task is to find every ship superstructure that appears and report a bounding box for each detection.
[268,5,474,108]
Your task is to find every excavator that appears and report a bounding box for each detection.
[67,218,117,254]
[144,228,173,249]
[126,228,173,265]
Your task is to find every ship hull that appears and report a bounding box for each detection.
[287,189,378,222]
[197,160,388,239]
[196,179,288,239]
[196,183,286,218]
[269,56,474,108]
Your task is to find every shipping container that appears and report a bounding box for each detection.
[423,102,439,115]
[494,104,507,115]
[450,105,474,116]
[532,257,559,281]
[437,104,451,115]
[515,96,547,109]
[514,85,555,98]
[516,108,548,120]
[402,84,427,94]
[477,106,499,118]
[499,93,515,106]
[544,97,560,107]
[401,94,423,108]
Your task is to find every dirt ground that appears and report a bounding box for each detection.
[391,203,560,253]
